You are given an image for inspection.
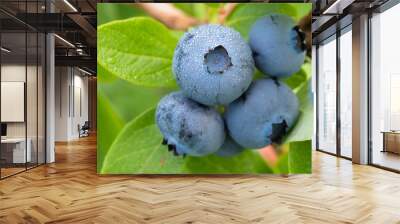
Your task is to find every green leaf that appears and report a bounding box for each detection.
[285,103,313,143]
[225,3,298,39]
[183,151,273,174]
[98,17,178,88]
[205,3,224,9]
[283,65,308,90]
[101,108,180,174]
[285,63,313,142]
[288,140,312,173]
[97,3,147,26]
[97,89,124,172]
[100,75,172,123]
[97,62,116,83]
[272,140,312,174]
[290,3,312,19]
[101,109,273,174]
[97,63,171,171]
[276,152,289,174]
[280,62,312,175]
[171,30,184,39]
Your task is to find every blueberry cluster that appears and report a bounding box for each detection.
[156,14,306,157]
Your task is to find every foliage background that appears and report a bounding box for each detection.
[97,3,312,174]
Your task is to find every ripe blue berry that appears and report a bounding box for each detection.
[215,135,244,157]
[225,79,299,149]
[249,14,306,78]
[156,92,225,157]
[173,24,255,106]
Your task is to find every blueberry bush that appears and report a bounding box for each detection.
[97,3,312,174]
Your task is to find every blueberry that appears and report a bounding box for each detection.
[215,135,244,157]
[249,14,306,78]
[225,79,299,149]
[173,24,255,106]
[156,91,225,157]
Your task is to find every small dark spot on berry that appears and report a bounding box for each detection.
[270,120,288,144]
[168,144,175,151]
[272,77,280,87]
[293,26,307,52]
[185,33,194,41]
[165,113,173,123]
[252,51,259,58]
[162,138,168,145]
[270,15,278,25]
[240,92,247,102]
[179,118,194,142]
